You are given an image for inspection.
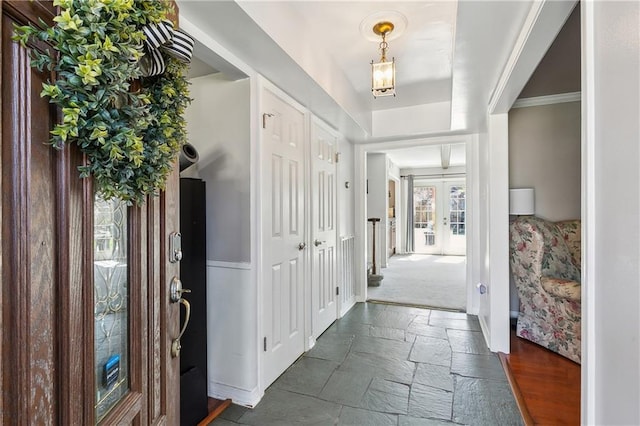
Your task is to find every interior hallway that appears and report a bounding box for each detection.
[211,303,521,425]
[368,255,467,312]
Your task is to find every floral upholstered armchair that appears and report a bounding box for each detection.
[509,216,581,363]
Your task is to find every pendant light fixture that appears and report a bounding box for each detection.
[371,21,396,98]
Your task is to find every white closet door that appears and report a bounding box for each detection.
[261,88,306,388]
[310,119,338,338]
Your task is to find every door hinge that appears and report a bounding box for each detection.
[334,152,340,163]
[336,286,339,296]
[262,113,274,129]
[263,336,267,352]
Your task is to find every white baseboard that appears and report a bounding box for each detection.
[206,260,252,270]
[307,335,316,351]
[478,314,491,351]
[208,381,262,408]
[340,299,357,318]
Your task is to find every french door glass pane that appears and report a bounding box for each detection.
[414,186,437,249]
[449,186,466,236]
[94,194,129,422]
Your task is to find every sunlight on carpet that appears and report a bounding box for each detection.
[367,254,467,311]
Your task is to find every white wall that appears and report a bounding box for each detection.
[583,2,640,423]
[508,100,581,314]
[366,153,388,270]
[372,102,452,138]
[338,138,355,238]
[185,74,251,263]
[206,264,257,406]
[387,158,400,180]
[509,101,581,221]
[184,73,258,405]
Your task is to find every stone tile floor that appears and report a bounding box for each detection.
[211,302,523,426]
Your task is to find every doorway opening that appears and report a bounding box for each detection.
[364,142,468,312]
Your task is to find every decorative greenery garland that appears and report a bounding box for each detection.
[13,0,191,205]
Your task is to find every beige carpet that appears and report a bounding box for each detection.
[367,254,467,311]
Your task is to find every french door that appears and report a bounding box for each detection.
[1,2,180,423]
[413,180,466,255]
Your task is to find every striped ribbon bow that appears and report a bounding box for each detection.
[139,20,194,77]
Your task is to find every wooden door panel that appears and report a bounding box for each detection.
[161,165,181,426]
[147,196,163,423]
[1,2,180,423]
[2,4,60,423]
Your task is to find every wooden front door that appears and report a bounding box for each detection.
[1,1,180,424]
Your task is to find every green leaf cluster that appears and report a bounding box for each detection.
[13,0,191,205]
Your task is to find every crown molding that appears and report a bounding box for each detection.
[512,91,581,108]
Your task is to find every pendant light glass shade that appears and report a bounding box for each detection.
[371,59,395,97]
[371,21,396,98]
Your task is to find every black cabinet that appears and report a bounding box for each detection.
[179,178,208,425]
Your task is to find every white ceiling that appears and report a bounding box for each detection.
[177,1,572,143]
[384,143,466,169]
[283,2,457,111]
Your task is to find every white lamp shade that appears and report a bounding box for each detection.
[509,188,535,215]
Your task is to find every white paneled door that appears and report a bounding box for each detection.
[311,119,338,338]
[261,88,306,388]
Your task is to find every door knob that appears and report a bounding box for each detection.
[170,276,191,303]
[171,298,191,358]
[298,242,306,250]
[169,276,192,358]
[314,239,324,247]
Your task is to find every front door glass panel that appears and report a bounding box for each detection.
[94,194,130,422]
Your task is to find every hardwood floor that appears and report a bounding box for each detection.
[500,330,581,426]
[198,398,232,426]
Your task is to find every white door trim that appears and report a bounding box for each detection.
[354,134,474,305]
[484,0,577,355]
[581,3,596,422]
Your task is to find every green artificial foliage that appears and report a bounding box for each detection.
[13,0,191,205]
